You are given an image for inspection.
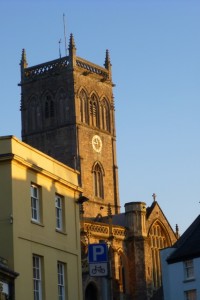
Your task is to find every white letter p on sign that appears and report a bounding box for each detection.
[93,245,104,261]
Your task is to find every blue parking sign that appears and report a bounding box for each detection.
[88,243,108,263]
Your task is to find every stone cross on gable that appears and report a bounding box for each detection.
[152,193,157,202]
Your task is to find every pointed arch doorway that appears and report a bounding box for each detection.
[85,282,98,300]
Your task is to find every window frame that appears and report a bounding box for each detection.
[89,95,99,128]
[31,184,41,223]
[80,90,88,124]
[55,194,64,231]
[101,99,110,132]
[33,255,42,300]
[45,95,54,119]
[184,289,197,300]
[57,262,66,300]
[149,222,168,289]
[184,260,194,280]
[93,163,104,199]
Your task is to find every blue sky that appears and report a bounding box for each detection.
[1,0,200,233]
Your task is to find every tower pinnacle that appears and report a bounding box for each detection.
[68,34,76,67]
[104,49,110,69]
[175,224,180,238]
[68,34,76,55]
[104,49,112,80]
[20,49,28,69]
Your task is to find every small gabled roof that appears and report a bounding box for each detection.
[167,215,200,264]
[147,200,167,220]
[146,201,177,236]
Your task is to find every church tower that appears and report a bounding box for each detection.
[20,34,120,217]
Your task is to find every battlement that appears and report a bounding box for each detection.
[76,56,109,79]
[20,33,111,84]
[23,56,70,81]
[22,55,109,83]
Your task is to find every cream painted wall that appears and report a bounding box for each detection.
[0,136,83,300]
[0,161,14,265]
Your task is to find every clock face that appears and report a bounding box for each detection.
[92,135,102,153]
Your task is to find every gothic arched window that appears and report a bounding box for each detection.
[93,162,104,199]
[101,98,110,132]
[89,95,99,128]
[149,222,170,290]
[28,96,37,130]
[80,90,88,124]
[118,255,126,294]
[44,94,54,119]
[56,88,67,124]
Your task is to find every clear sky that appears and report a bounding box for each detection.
[1,0,200,234]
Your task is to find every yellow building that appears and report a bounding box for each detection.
[0,135,83,300]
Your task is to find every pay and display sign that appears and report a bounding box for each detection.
[88,243,108,277]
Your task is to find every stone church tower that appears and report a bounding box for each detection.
[19,35,178,300]
[20,34,120,218]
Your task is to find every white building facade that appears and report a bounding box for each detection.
[161,215,200,300]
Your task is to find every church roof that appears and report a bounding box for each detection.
[167,215,200,264]
[110,201,163,227]
[146,200,157,217]
[111,213,126,226]
[91,213,125,226]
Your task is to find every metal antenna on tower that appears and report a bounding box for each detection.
[59,39,62,58]
[63,13,67,56]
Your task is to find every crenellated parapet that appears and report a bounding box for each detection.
[21,56,70,82]
[21,55,110,83]
[20,34,112,84]
[76,57,109,80]
[81,220,126,242]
